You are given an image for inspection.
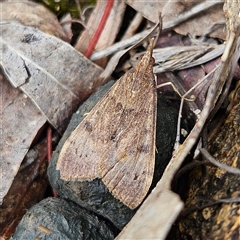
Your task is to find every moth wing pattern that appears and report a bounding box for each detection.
[100,70,157,209]
[57,40,157,209]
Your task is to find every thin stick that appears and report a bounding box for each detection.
[121,12,143,40]
[200,148,240,175]
[174,64,220,151]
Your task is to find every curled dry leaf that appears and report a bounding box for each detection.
[0,1,68,41]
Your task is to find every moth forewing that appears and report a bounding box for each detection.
[57,39,157,209]
[57,125,100,180]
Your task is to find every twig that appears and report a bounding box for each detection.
[121,12,143,40]
[181,196,240,218]
[200,148,240,175]
[90,28,155,61]
[162,1,222,29]
[173,64,220,151]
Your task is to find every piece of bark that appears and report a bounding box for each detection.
[0,1,68,41]
[175,100,240,239]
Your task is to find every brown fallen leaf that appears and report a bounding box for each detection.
[0,72,46,205]
[126,0,226,39]
[0,1,68,41]
[0,21,103,133]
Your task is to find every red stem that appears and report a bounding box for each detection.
[47,126,52,162]
[84,0,114,58]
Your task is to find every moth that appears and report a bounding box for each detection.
[57,39,157,209]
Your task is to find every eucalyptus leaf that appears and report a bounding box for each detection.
[0,20,103,133]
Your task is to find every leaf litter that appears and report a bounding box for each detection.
[0,0,240,239]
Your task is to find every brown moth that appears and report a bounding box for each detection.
[57,39,157,209]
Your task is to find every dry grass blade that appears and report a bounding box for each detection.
[153,44,224,72]
[90,28,155,61]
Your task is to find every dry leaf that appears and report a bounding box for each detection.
[0,72,46,205]
[0,21,103,133]
[145,43,223,72]
[126,0,226,40]
[93,1,126,67]
[162,1,226,39]
[125,0,164,25]
[0,1,68,41]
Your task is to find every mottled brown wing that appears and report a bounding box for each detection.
[99,71,156,209]
[57,40,157,209]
